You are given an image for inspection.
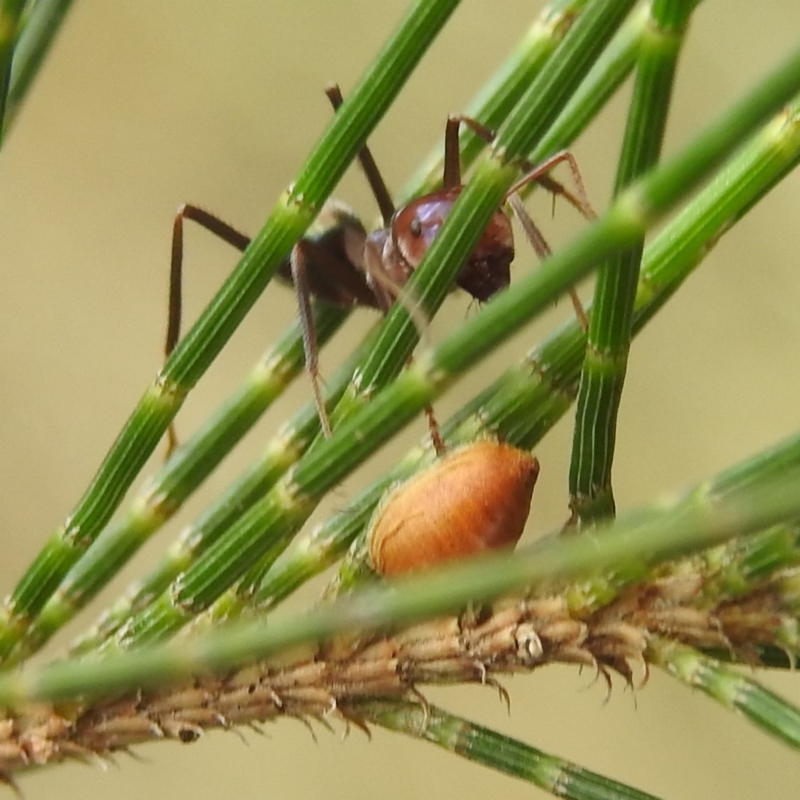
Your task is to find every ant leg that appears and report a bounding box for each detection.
[508,149,597,222]
[362,238,444,450]
[325,84,396,226]
[424,406,446,455]
[446,114,596,220]
[507,150,599,329]
[327,85,444,448]
[442,114,506,189]
[507,193,588,330]
[165,204,252,455]
[290,240,333,439]
[442,116,467,189]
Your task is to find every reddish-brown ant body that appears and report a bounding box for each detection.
[164,86,592,446]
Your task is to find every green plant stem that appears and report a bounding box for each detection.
[3,0,73,135]
[328,0,637,431]
[651,639,800,749]
[94,57,800,651]
[1,435,800,706]
[0,0,461,662]
[529,0,648,162]
[0,0,26,145]
[14,307,353,659]
[400,0,590,202]
[64,319,375,656]
[364,701,661,800]
[569,0,693,522]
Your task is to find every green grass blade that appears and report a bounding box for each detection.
[569,0,694,522]
[0,0,26,145]
[365,700,662,800]
[329,0,637,429]
[2,432,800,706]
[0,0,461,662]
[2,0,74,135]
[652,640,800,749]
[400,0,591,202]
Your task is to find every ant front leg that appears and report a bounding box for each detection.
[446,114,596,220]
[507,149,597,223]
[325,84,444,450]
[445,115,593,330]
[164,204,251,456]
[506,153,594,330]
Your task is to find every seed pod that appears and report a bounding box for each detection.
[367,441,539,577]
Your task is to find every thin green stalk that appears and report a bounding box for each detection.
[364,701,661,800]
[11,307,352,660]
[64,319,376,657]
[95,56,800,651]
[0,0,461,662]
[0,0,27,145]
[60,3,610,651]
[256,95,800,608]
[400,0,590,202]
[651,639,800,749]
[528,0,649,162]
[569,0,693,522]
[696,523,800,603]
[3,0,73,135]
[328,0,638,431]
[3,440,800,707]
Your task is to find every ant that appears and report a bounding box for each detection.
[164,86,593,451]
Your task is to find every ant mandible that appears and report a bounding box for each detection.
[164,85,593,450]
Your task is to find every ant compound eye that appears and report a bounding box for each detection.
[409,217,423,237]
[367,440,539,577]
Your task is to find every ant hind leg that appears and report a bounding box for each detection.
[289,239,334,438]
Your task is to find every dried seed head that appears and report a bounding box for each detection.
[367,441,539,577]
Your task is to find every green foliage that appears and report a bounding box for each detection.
[1,2,799,799]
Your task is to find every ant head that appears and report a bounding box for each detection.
[390,188,459,269]
[391,187,514,302]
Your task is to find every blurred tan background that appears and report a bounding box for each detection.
[0,2,799,798]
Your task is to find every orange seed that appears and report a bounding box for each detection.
[367,440,539,577]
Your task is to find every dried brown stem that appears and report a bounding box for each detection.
[2,567,797,778]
